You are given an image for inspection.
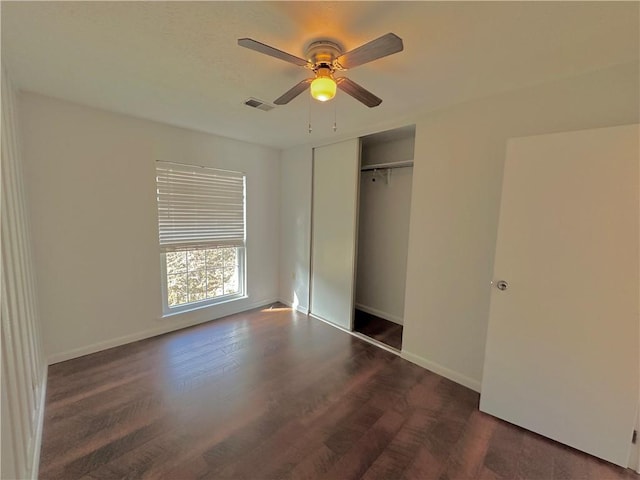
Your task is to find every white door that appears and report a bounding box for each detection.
[310,138,360,330]
[480,125,639,467]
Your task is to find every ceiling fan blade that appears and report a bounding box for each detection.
[274,78,314,105]
[238,38,309,67]
[335,77,382,108]
[336,33,403,70]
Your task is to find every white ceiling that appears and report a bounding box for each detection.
[2,1,638,149]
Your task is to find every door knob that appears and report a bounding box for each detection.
[495,280,509,291]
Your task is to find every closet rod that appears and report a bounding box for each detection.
[360,160,413,171]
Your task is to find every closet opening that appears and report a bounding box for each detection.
[353,125,415,351]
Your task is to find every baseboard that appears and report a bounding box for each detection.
[401,350,481,393]
[278,298,309,315]
[30,364,47,479]
[47,298,279,365]
[355,303,403,325]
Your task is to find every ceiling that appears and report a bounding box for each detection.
[2,2,638,149]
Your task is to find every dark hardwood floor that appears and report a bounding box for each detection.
[354,309,403,350]
[40,304,638,479]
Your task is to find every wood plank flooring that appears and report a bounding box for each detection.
[40,304,638,480]
[354,309,403,350]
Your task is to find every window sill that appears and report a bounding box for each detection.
[161,294,248,319]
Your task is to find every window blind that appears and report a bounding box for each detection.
[156,162,246,252]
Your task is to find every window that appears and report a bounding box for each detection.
[164,247,242,307]
[156,162,246,313]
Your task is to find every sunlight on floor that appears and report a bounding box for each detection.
[260,304,292,313]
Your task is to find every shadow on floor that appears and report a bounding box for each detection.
[353,309,403,350]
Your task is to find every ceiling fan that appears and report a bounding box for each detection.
[237,33,403,108]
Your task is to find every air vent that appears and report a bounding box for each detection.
[244,97,274,112]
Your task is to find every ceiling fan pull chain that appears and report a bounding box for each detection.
[308,94,312,134]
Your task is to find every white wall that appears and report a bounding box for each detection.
[1,68,47,479]
[279,61,639,392]
[355,137,414,325]
[402,62,640,391]
[278,145,312,313]
[19,93,280,363]
[361,135,415,167]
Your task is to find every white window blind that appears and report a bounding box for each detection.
[156,162,246,252]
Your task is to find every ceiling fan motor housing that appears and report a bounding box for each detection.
[305,40,344,72]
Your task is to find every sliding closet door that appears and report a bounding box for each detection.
[310,138,360,330]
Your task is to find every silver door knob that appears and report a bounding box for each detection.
[496,280,509,291]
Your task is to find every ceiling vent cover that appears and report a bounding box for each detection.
[244,98,274,112]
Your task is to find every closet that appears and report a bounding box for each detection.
[310,125,415,352]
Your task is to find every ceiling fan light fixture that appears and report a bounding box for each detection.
[310,76,336,102]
